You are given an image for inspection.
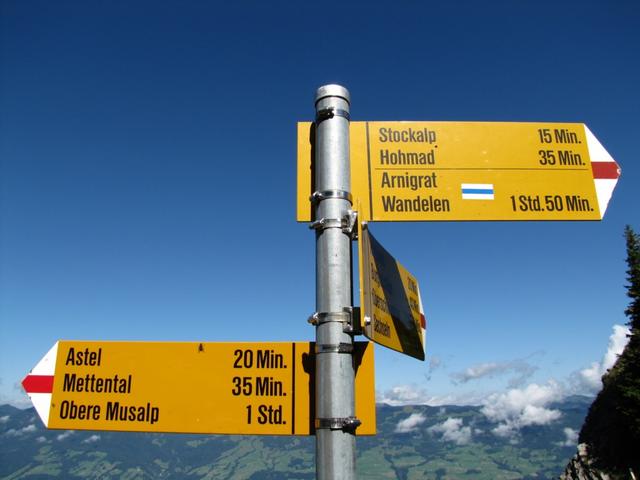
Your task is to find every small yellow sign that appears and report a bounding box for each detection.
[25,341,375,435]
[359,225,425,360]
[297,121,619,222]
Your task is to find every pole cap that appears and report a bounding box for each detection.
[315,84,350,106]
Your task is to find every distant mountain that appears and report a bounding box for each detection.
[1,398,590,479]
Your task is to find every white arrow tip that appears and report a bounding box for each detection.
[585,125,621,218]
[22,342,58,426]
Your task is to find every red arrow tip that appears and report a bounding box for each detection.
[22,375,54,394]
[592,161,620,180]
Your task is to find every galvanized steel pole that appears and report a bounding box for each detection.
[312,85,357,479]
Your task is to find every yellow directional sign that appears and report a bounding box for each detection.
[297,121,620,222]
[22,341,375,435]
[358,224,425,360]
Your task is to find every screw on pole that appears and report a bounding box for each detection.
[312,85,357,479]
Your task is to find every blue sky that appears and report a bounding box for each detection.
[1,0,639,418]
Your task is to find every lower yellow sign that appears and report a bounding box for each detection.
[22,341,375,435]
[359,224,426,360]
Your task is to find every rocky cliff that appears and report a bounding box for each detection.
[561,227,640,480]
[559,444,614,480]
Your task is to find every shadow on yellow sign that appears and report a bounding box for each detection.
[358,224,426,360]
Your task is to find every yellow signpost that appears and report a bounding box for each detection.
[298,121,620,222]
[22,340,375,435]
[358,224,425,360]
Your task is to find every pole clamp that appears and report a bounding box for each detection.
[309,210,358,239]
[310,190,353,205]
[342,210,358,239]
[315,416,361,433]
[309,217,342,231]
[307,306,361,334]
[315,342,354,354]
[315,107,351,124]
[308,310,350,326]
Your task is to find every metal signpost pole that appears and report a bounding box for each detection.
[311,85,357,479]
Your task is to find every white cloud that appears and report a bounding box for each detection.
[429,356,443,371]
[580,325,629,392]
[0,380,34,409]
[557,427,579,447]
[0,415,9,423]
[424,356,444,381]
[56,430,74,441]
[376,322,628,445]
[491,423,514,438]
[453,362,503,382]
[378,385,428,405]
[4,424,37,436]
[481,381,563,439]
[429,417,472,445]
[395,413,426,433]
[83,434,101,443]
[451,359,537,387]
[520,405,562,425]
[36,436,47,443]
[377,385,489,407]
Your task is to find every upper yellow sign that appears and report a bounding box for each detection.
[22,340,376,436]
[297,121,620,222]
